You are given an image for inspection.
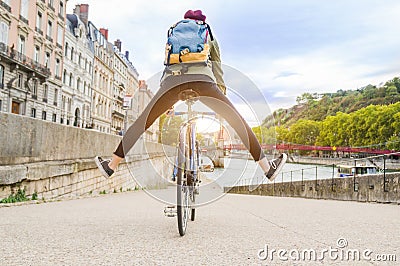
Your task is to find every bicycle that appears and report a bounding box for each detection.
[164,89,218,236]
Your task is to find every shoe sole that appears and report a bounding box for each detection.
[94,156,111,178]
[268,153,288,182]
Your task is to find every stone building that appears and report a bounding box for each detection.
[62,8,94,128]
[0,0,66,122]
[112,39,139,135]
[87,23,114,134]
[137,80,159,142]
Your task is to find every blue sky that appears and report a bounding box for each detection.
[67,0,400,112]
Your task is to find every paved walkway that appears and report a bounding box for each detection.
[0,186,399,265]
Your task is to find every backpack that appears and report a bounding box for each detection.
[164,19,214,66]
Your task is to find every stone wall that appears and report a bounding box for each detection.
[225,173,400,204]
[0,112,174,201]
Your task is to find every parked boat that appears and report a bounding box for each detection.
[337,164,378,177]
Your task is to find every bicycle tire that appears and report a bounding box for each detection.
[177,128,190,236]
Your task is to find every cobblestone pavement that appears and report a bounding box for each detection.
[0,186,399,265]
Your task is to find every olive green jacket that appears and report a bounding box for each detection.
[161,38,227,94]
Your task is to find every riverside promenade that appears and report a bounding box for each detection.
[0,184,399,265]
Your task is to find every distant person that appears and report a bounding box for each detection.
[95,10,287,181]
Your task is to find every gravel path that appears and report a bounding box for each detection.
[0,186,398,265]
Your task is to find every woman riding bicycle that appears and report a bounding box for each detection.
[95,9,287,182]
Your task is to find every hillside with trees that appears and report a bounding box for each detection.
[256,77,400,151]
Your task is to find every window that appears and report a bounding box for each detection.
[78,53,81,67]
[0,65,4,88]
[54,88,58,105]
[57,24,63,45]
[63,69,67,84]
[17,73,23,88]
[34,46,40,62]
[69,73,73,87]
[0,21,9,45]
[43,84,48,101]
[64,42,68,57]
[59,1,64,16]
[18,35,25,54]
[70,47,74,61]
[0,99,2,112]
[55,58,60,77]
[42,111,47,120]
[32,80,38,97]
[52,113,57,122]
[31,108,36,118]
[47,20,53,38]
[45,52,50,67]
[36,12,42,30]
[20,0,29,19]
[76,78,81,91]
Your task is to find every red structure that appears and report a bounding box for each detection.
[224,143,398,155]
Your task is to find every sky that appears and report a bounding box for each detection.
[67,0,400,113]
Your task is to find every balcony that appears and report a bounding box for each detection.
[19,15,29,25]
[56,43,62,49]
[32,95,38,100]
[112,110,125,119]
[0,42,51,81]
[46,35,53,43]
[53,102,58,106]
[0,1,11,12]
[58,13,64,20]
[35,27,43,36]
[43,98,48,103]
[48,4,55,12]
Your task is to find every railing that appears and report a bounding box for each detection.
[19,15,29,25]
[48,4,55,12]
[0,1,11,12]
[46,35,53,43]
[35,27,43,36]
[0,42,51,77]
[234,152,400,193]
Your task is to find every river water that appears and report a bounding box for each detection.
[203,157,335,188]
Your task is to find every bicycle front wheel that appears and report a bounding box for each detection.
[176,128,190,236]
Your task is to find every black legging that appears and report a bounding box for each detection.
[114,74,265,162]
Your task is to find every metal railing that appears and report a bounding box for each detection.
[0,42,51,77]
[0,1,11,12]
[234,152,400,193]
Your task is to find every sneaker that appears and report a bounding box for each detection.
[94,156,114,178]
[265,153,287,182]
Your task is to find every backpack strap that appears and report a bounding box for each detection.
[205,23,214,41]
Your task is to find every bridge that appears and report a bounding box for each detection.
[225,143,400,155]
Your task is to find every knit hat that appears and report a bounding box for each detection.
[184,10,206,22]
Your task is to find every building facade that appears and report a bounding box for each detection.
[111,39,140,135]
[137,80,159,142]
[62,11,94,128]
[0,0,66,122]
[87,23,114,134]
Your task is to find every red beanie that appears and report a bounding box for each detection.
[184,10,206,22]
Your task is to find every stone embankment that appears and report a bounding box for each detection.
[0,112,173,201]
[226,172,400,204]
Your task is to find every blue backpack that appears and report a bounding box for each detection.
[164,19,214,66]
